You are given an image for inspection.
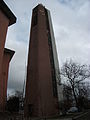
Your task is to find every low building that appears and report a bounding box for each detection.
[0,0,16,111]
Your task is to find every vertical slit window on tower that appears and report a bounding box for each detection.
[32,14,37,26]
[32,8,38,27]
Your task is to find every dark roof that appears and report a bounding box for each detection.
[4,48,15,61]
[0,0,16,26]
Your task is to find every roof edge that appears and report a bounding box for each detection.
[0,0,17,26]
[4,48,15,61]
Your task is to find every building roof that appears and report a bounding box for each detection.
[0,0,16,26]
[4,48,15,61]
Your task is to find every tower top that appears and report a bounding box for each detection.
[38,3,44,6]
[33,3,45,10]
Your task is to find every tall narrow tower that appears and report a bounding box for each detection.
[25,4,60,117]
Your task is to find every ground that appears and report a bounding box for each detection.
[0,110,90,120]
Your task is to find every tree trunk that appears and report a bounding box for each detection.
[72,86,78,108]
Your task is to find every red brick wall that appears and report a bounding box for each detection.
[25,5,59,117]
[0,10,9,111]
[2,52,11,111]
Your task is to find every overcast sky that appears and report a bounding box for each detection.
[4,0,90,95]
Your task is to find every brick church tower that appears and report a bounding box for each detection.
[25,4,60,117]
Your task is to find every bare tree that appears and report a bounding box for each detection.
[77,82,90,110]
[60,60,90,109]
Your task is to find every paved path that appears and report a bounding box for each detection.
[72,110,90,120]
[0,110,90,120]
